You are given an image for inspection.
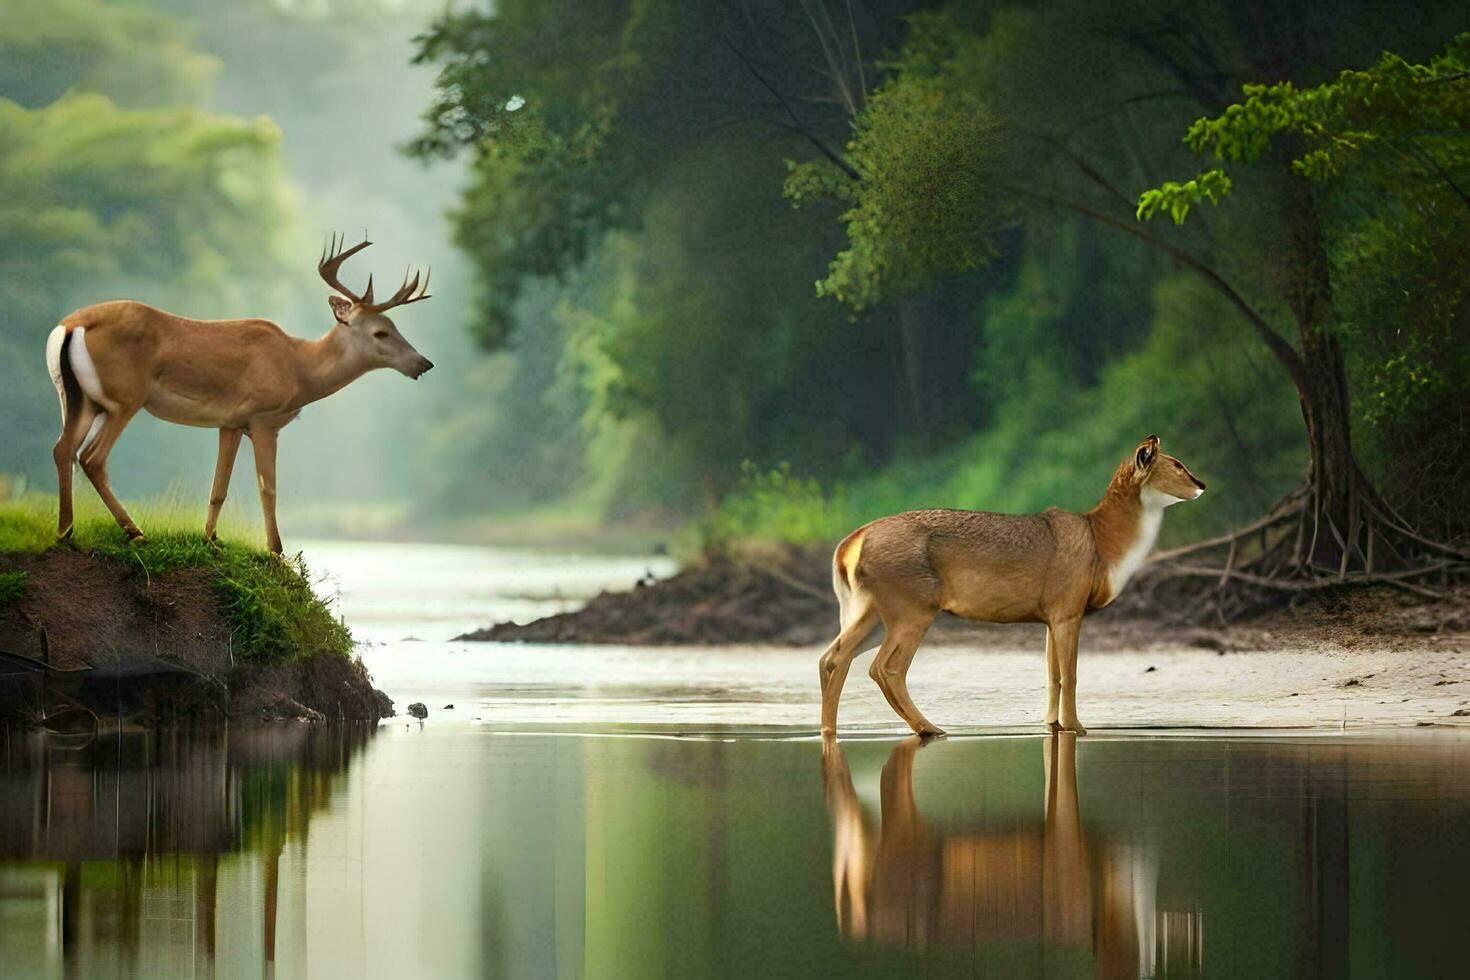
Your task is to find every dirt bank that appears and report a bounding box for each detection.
[461,547,1470,655]
[0,547,393,725]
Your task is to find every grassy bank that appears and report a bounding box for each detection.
[0,495,351,663]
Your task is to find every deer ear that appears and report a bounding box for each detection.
[328,295,355,323]
[1136,434,1158,469]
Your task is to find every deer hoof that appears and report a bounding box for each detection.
[916,724,947,740]
[1046,719,1062,734]
[125,528,147,545]
[57,525,74,543]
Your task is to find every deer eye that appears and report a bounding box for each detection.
[372,330,390,340]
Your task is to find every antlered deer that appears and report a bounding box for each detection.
[819,435,1204,736]
[45,236,433,553]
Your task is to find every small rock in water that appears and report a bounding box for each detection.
[1453,708,1470,717]
[442,703,455,710]
[407,702,429,719]
[1144,666,1156,673]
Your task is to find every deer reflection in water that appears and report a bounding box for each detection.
[823,735,1197,978]
[0,725,369,976]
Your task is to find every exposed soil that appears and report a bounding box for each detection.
[462,546,1470,655]
[457,551,839,646]
[0,548,392,725]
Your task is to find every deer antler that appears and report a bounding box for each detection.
[317,233,431,313]
[366,265,432,313]
[318,233,373,304]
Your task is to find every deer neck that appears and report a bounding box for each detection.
[294,325,374,405]
[1086,468,1170,605]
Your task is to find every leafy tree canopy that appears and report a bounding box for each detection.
[1138,33,1470,224]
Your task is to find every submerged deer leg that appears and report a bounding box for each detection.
[77,407,143,540]
[1050,615,1087,735]
[869,614,943,737]
[249,425,283,554]
[819,600,880,735]
[204,428,243,541]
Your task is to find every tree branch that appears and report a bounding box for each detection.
[1020,189,1308,387]
[721,34,859,180]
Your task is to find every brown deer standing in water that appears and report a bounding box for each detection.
[819,435,1205,736]
[45,236,433,553]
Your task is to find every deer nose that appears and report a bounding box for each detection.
[414,357,434,378]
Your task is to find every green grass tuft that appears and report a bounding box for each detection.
[0,570,26,604]
[0,495,351,662]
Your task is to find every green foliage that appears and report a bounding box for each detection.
[1140,35,1470,224]
[0,571,26,605]
[408,1,679,346]
[786,12,1018,311]
[0,0,217,109]
[716,271,1304,545]
[214,550,352,664]
[0,498,352,663]
[1135,170,1232,225]
[1136,30,1470,534]
[413,0,1465,546]
[704,462,844,547]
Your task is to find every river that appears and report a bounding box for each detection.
[1,538,1468,977]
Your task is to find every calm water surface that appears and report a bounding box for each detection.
[1,540,1467,978]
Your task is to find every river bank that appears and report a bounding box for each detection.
[461,545,1470,656]
[0,505,392,725]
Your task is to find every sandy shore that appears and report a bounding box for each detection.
[365,638,1470,734]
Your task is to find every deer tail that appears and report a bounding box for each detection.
[831,526,868,628]
[46,326,82,427]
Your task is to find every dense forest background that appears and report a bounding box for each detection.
[2,0,1466,552]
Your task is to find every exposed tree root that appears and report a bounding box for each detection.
[1120,479,1470,625]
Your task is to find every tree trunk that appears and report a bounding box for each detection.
[1282,184,1359,565]
[1296,330,1358,563]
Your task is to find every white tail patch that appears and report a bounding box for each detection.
[68,326,109,406]
[45,326,67,420]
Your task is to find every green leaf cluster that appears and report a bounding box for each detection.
[786,13,1017,312]
[1140,34,1470,223]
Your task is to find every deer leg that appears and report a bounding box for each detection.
[248,425,283,554]
[820,736,872,939]
[52,402,98,539]
[818,600,879,736]
[204,428,243,541]
[1041,731,1089,944]
[1044,626,1062,732]
[878,736,927,843]
[77,407,143,540]
[1051,616,1087,735]
[869,615,942,737]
